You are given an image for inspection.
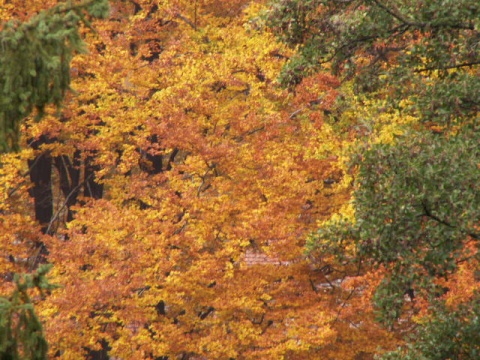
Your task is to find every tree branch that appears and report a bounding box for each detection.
[422,201,479,240]
[370,0,420,27]
[371,0,474,30]
[176,13,196,30]
[414,61,480,73]
[45,174,91,235]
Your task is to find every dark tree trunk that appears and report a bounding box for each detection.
[54,150,81,222]
[165,147,178,171]
[86,339,110,360]
[141,135,164,175]
[28,136,53,234]
[84,154,103,199]
[140,135,179,175]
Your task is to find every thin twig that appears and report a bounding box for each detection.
[370,0,419,27]
[414,61,480,73]
[422,201,479,240]
[289,108,304,119]
[45,174,90,235]
[176,13,196,30]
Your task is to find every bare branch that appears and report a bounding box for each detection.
[45,174,91,235]
[176,13,196,30]
[414,61,480,73]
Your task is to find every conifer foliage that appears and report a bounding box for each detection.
[0,0,109,152]
[0,265,57,360]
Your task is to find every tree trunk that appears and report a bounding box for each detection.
[84,154,104,199]
[28,136,53,234]
[54,151,81,222]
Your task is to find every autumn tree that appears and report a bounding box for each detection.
[266,0,480,357]
[7,0,476,358]
[1,0,354,358]
[0,1,109,357]
[266,0,480,115]
[382,294,480,359]
[0,0,109,249]
[0,0,109,153]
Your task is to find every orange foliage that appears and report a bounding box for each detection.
[0,1,403,359]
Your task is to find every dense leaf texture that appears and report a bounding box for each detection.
[267,0,480,124]
[0,265,57,360]
[1,0,353,358]
[1,0,478,358]
[312,130,479,324]
[0,0,109,152]
[381,296,480,360]
[277,0,480,357]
